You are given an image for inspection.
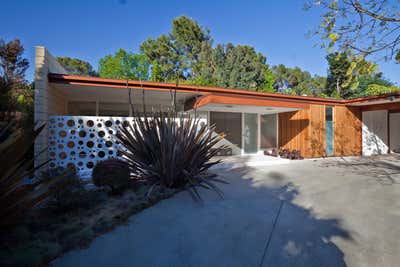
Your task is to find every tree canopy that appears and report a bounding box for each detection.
[0,38,29,112]
[307,0,400,62]
[56,57,97,77]
[98,49,150,80]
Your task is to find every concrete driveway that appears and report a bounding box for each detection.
[54,155,400,267]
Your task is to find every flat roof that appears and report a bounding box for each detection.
[48,73,400,107]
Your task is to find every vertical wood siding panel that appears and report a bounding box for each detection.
[334,106,362,156]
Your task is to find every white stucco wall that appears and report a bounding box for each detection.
[34,46,68,167]
[389,113,400,153]
[362,110,389,156]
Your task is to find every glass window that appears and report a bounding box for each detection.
[67,101,96,116]
[260,114,277,149]
[98,102,129,117]
[325,106,334,156]
[210,112,242,148]
[244,113,258,154]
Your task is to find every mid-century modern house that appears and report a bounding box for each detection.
[34,47,400,178]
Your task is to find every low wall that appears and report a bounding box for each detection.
[48,115,208,179]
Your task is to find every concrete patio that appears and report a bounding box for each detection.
[54,155,400,267]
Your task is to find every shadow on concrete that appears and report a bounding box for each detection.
[213,167,352,267]
[53,165,353,267]
[318,154,400,185]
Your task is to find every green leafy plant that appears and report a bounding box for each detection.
[92,158,131,194]
[117,112,227,201]
[0,122,68,226]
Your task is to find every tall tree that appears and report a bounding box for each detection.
[307,0,400,62]
[56,57,97,76]
[140,16,212,81]
[325,51,377,98]
[98,49,150,80]
[0,38,29,112]
[271,64,326,96]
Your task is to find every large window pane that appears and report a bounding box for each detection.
[260,114,277,149]
[210,112,242,148]
[244,113,258,154]
[325,106,334,156]
[99,102,129,117]
[67,101,96,116]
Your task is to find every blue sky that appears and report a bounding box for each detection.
[2,0,398,84]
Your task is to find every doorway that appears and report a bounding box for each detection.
[389,112,400,153]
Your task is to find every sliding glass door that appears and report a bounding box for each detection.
[243,113,258,154]
[260,114,277,149]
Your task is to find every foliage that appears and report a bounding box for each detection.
[364,84,400,96]
[0,38,29,112]
[44,166,105,213]
[116,112,227,201]
[141,16,212,81]
[150,61,163,82]
[196,43,271,90]
[354,73,394,96]
[306,0,400,62]
[92,158,131,194]
[271,64,326,96]
[0,123,68,226]
[98,49,150,80]
[325,51,377,98]
[141,16,273,90]
[56,56,97,76]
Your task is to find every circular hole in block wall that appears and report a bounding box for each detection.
[79,130,86,138]
[59,152,67,159]
[97,123,102,128]
[78,141,83,145]
[108,150,113,155]
[116,120,120,125]
[50,130,55,135]
[50,151,56,158]
[86,162,94,169]
[50,162,56,168]
[78,162,83,167]
[70,130,76,135]
[57,122,64,128]
[58,144,64,149]
[122,121,129,128]
[79,151,87,158]
[67,120,75,127]
[67,162,75,169]
[105,141,112,147]
[97,144,103,149]
[67,141,75,148]
[87,141,94,148]
[78,119,83,124]
[105,120,112,127]
[108,130,113,135]
[90,133,95,138]
[59,131,67,137]
[70,151,75,155]
[87,120,94,127]
[98,151,105,158]
[90,154,95,159]
[50,141,56,146]
[50,118,55,124]
[98,131,105,138]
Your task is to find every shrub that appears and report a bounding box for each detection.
[117,112,227,201]
[92,158,131,194]
[0,123,70,226]
[45,166,86,212]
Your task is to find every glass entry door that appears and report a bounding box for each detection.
[325,106,334,156]
[243,113,258,154]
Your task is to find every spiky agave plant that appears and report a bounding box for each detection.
[117,112,227,201]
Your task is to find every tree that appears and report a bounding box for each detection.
[365,84,400,96]
[307,0,400,62]
[0,38,29,112]
[141,16,212,81]
[98,49,150,80]
[271,64,326,96]
[197,44,270,90]
[56,57,97,76]
[325,51,377,98]
[355,73,393,96]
